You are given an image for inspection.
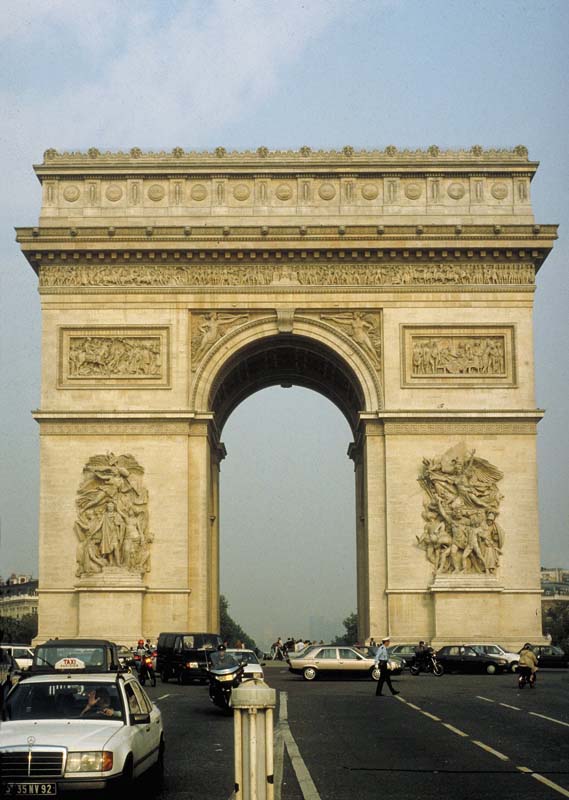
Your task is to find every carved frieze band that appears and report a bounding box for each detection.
[59,327,170,388]
[39,422,192,435]
[40,262,535,290]
[401,325,516,387]
[383,422,536,435]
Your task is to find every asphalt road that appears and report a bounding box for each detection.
[145,664,569,800]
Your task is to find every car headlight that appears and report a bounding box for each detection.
[66,751,114,773]
[252,671,263,679]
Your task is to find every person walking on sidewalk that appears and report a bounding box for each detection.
[374,636,400,697]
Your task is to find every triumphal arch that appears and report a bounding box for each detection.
[17,145,556,647]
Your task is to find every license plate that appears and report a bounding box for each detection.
[2,784,57,796]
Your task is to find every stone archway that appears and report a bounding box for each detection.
[17,145,556,647]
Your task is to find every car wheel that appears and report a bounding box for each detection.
[303,667,317,681]
[112,754,133,796]
[371,666,380,681]
[486,663,497,675]
[510,661,518,673]
[148,736,165,788]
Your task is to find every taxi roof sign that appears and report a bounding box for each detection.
[54,657,86,670]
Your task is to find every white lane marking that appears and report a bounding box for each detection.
[517,766,532,773]
[279,690,288,723]
[529,711,569,728]
[157,693,170,700]
[282,727,321,800]
[406,702,421,710]
[442,723,469,737]
[276,691,321,800]
[476,695,495,703]
[532,773,569,798]
[420,711,441,722]
[499,703,521,711]
[274,692,287,800]
[472,740,510,761]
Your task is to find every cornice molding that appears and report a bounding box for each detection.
[36,144,535,172]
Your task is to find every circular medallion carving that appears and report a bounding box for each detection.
[318,183,336,200]
[63,185,80,202]
[105,185,123,202]
[447,182,466,200]
[147,184,166,201]
[361,184,379,200]
[233,184,251,201]
[276,184,293,201]
[404,183,422,200]
[191,184,207,201]
[491,182,508,200]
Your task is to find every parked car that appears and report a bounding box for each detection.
[288,645,402,681]
[156,631,222,684]
[1,667,164,793]
[387,643,421,668]
[529,644,568,668]
[468,644,520,672]
[0,644,34,671]
[436,645,508,674]
[226,649,265,680]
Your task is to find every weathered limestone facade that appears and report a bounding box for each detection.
[17,145,556,647]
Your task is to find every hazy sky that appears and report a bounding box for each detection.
[1,0,568,649]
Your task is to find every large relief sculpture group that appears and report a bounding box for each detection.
[417,442,505,576]
[74,453,152,579]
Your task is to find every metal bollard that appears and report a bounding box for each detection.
[232,679,276,800]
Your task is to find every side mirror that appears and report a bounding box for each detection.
[131,712,150,725]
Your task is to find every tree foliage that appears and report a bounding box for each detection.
[219,595,257,651]
[0,614,38,644]
[542,602,569,653]
[333,612,358,645]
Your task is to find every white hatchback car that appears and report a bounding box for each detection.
[1,670,164,794]
[0,645,34,671]
[226,649,265,680]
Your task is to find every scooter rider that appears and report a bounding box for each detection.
[518,643,538,687]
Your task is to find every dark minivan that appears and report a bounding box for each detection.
[156,632,222,683]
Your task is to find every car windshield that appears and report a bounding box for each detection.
[208,651,240,669]
[5,681,124,721]
[230,651,260,665]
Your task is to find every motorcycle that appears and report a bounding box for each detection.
[139,653,157,687]
[207,651,244,712]
[517,665,536,689]
[410,648,444,677]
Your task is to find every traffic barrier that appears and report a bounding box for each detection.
[232,679,276,800]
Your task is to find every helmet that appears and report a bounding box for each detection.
[138,639,145,646]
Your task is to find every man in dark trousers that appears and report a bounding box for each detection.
[374,636,400,696]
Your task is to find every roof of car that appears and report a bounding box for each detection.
[16,671,125,685]
[37,639,117,647]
